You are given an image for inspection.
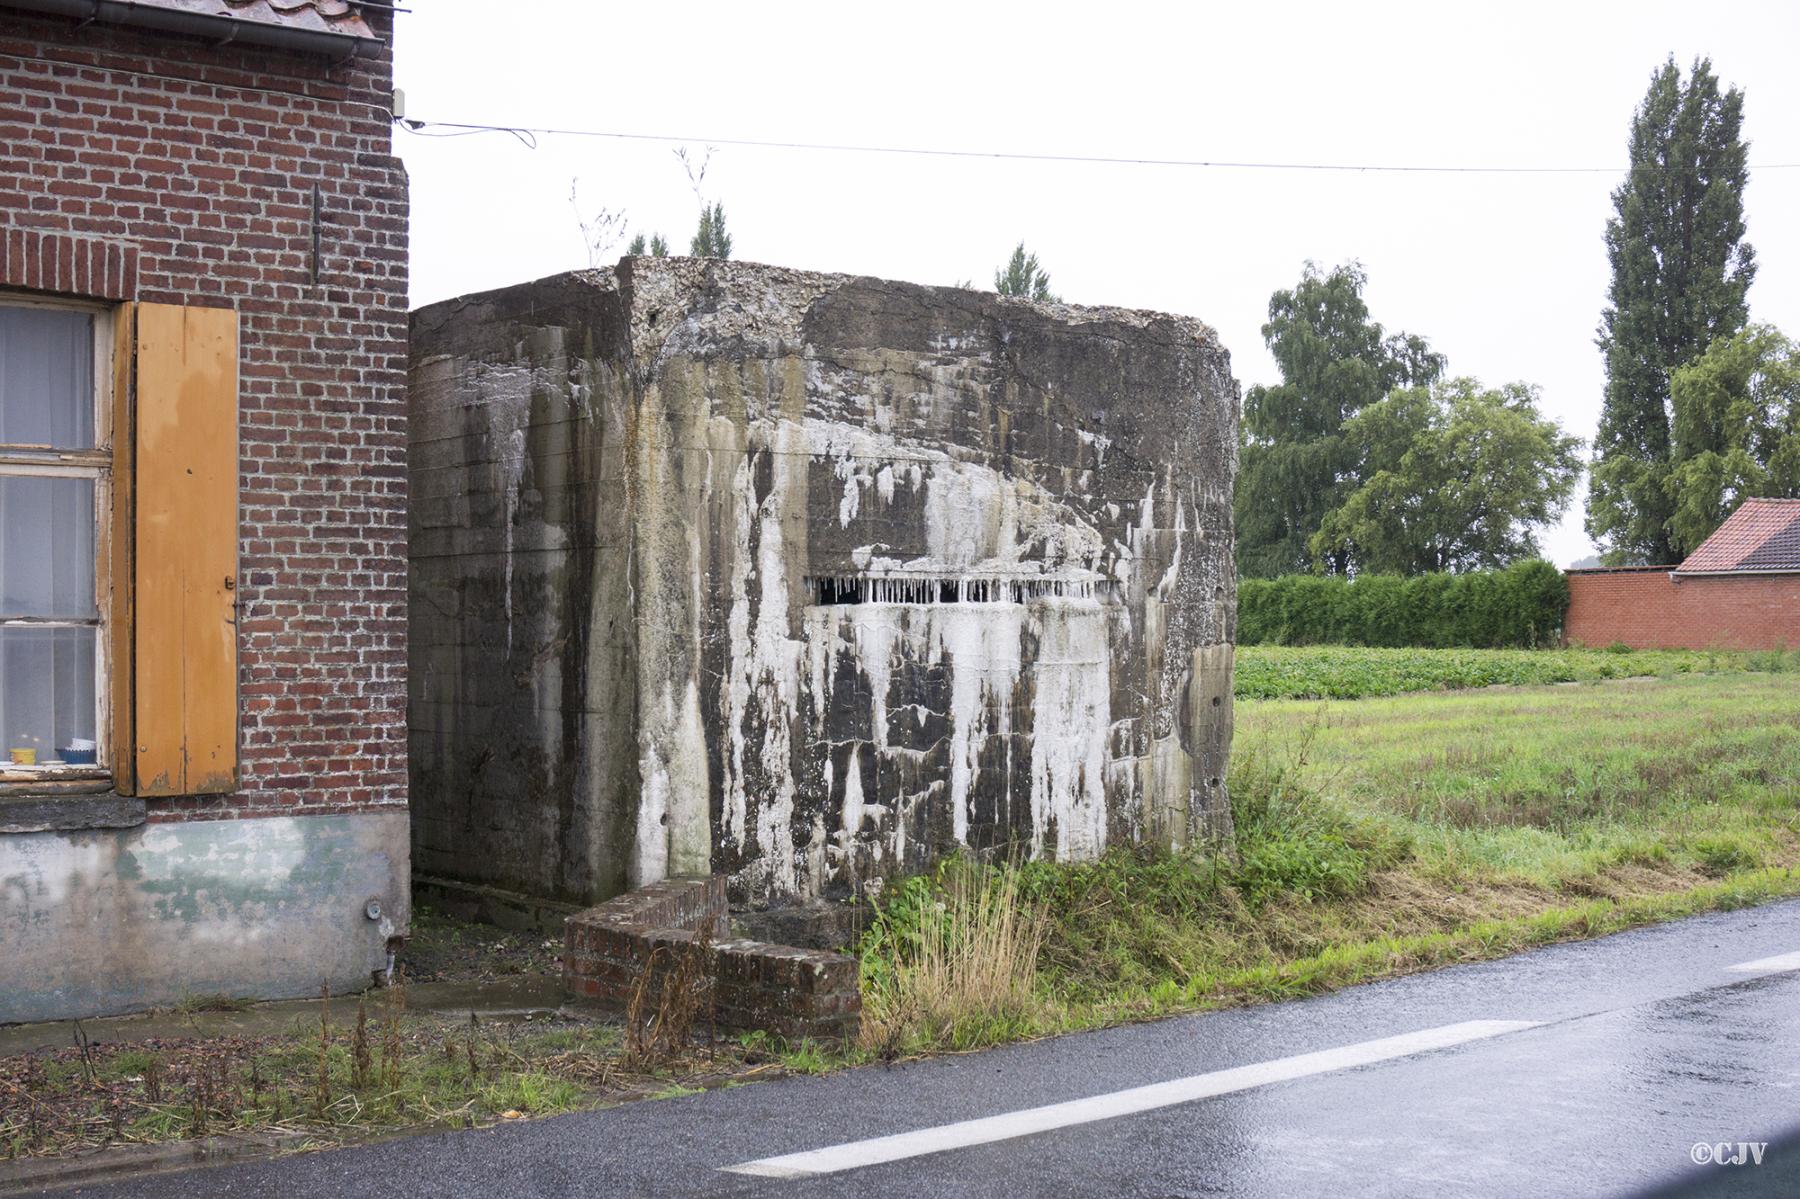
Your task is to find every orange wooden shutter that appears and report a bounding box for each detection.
[130,303,239,796]
[110,303,136,794]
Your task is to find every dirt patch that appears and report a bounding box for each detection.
[400,905,562,984]
[0,1003,783,1164]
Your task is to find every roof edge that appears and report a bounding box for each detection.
[7,0,385,56]
[1564,565,1674,575]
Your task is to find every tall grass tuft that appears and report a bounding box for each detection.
[860,860,1048,1054]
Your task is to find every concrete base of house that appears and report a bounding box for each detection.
[0,809,409,1025]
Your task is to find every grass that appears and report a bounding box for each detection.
[860,671,1800,1054]
[860,864,1048,1053]
[1233,644,1797,700]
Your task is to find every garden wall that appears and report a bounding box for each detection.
[1564,569,1800,650]
[562,876,861,1041]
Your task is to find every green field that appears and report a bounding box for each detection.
[1234,644,1796,700]
[862,666,1800,1053]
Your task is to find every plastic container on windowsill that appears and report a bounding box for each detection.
[59,747,97,766]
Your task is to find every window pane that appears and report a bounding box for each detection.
[0,474,97,618]
[0,626,96,764]
[0,306,94,449]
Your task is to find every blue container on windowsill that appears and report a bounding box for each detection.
[60,747,97,766]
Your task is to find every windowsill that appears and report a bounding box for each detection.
[0,789,146,834]
[0,770,111,789]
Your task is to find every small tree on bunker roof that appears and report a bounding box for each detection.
[994,242,1059,302]
[690,202,733,259]
[626,232,670,257]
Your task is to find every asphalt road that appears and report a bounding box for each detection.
[59,898,1800,1198]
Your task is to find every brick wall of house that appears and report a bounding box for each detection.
[0,9,409,821]
[1565,569,1800,651]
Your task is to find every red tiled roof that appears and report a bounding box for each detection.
[1677,498,1800,574]
[128,0,378,40]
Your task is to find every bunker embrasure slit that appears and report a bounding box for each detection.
[807,575,1121,606]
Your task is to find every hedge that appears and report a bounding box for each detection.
[1236,560,1570,648]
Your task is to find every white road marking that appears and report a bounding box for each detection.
[722,1019,1539,1179]
[1725,952,1800,975]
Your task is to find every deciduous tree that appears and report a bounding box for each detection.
[1665,324,1800,554]
[1235,262,1444,577]
[1311,379,1582,575]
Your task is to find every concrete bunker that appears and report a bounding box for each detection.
[409,257,1239,926]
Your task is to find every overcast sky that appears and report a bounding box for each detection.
[393,0,1800,567]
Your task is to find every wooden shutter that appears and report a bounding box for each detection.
[126,303,239,796]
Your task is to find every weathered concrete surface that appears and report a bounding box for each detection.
[410,258,1239,911]
[0,811,409,1024]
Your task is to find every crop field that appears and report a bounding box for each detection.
[1233,644,1796,700]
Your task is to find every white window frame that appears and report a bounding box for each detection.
[0,292,114,785]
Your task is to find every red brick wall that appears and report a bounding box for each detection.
[0,11,409,821]
[563,877,863,1041]
[1565,569,1800,651]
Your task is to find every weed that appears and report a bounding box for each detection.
[860,858,1047,1054]
[621,926,714,1072]
[1692,835,1761,879]
[382,966,407,1093]
[173,993,252,1015]
[312,981,331,1119]
[351,998,372,1090]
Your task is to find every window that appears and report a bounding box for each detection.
[1,297,241,798]
[0,298,112,782]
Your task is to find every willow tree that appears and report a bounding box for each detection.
[1235,262,1443,577]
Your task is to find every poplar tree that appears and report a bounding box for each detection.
[1588,56,1755,564]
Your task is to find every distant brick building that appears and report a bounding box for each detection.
[1565,499,1800,651]
[0,0,409,1022]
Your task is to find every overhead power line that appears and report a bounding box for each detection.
[398,117,1800,175]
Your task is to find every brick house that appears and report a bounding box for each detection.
[1565,499,1800,651]
[0,0,409,1022]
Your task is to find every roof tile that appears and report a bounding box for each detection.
[129,0,377,40]
[1677,498,1800,574]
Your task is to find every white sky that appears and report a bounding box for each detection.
[394,0,1800,567]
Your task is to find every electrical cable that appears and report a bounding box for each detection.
[397,118,1800,175]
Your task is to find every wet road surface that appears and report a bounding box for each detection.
[58,897,1800,1197]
